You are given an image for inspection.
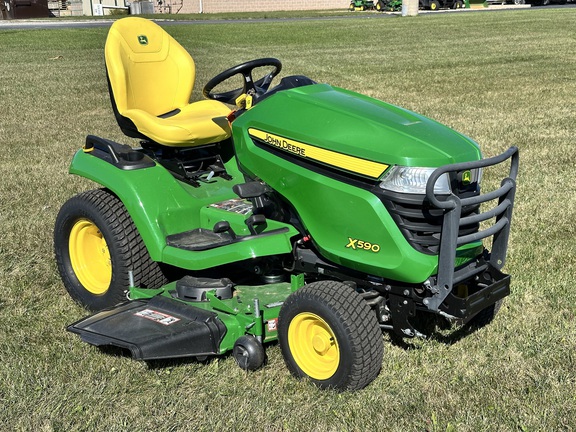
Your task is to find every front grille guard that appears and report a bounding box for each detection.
[422,146,519,313]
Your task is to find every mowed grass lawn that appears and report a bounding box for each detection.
[1,8,575,431]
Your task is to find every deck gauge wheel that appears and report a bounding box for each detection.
[233,335,266,371]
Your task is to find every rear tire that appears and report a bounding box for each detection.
[54,189,167,311]
[278,281,383,391]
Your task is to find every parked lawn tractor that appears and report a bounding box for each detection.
[55,17,518,391]
[419,0,464,9]
[348,0,375,10]
[375,0,403,11]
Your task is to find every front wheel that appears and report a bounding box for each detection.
[54,189,167,311]
[466,299,504,329]
[278,281,383,391]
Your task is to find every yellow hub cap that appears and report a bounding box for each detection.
[69,219,112,295]
[288,312,340,380]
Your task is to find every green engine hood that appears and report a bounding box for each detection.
[236,83,481,169]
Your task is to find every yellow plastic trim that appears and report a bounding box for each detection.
[288,312,340,380]
[245,95,253,110]
[235,93,247,108]
[69,219,112,295]
[249,128,389,179]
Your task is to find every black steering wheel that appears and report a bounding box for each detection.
[203,58,282,105]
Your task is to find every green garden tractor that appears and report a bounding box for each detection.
[419,0,464,10]
[55,17,519,391]
[348,0,375,10]
[375,0,403,11]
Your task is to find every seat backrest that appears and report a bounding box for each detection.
[105,17,195,119]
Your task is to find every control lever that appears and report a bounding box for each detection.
[233,181,271,199]
[245,214,267,235]
[213,221,237,239]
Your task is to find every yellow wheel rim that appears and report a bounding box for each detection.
[288,312,340,380]
[69,219,112,295]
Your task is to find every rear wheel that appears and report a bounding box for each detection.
[54,189,167,311]
[430,0,440,9]
[278,281,383,391]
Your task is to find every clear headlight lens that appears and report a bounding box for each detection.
[378,166,452,195]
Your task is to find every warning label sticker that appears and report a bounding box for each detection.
[135,309,180,326]
[267,318,278,332]
[210,199,252,215]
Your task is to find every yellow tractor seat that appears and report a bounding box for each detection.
[105,17,231,147]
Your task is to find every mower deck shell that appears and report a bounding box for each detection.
[68,281,295,359]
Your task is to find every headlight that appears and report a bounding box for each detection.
[378,166,451,195]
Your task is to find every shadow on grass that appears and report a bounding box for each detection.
[93,310,496,371]
[425,323,488,345]
[97,344,223,369]
[93,318,495,375]
[96,340,282,370]
[386,308,498,349]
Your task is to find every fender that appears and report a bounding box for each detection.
[69,148,238,262]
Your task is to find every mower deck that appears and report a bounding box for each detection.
[68,296,227,360]
[68,277,298,361]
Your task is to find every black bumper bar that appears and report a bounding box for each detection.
[423,146,519,314]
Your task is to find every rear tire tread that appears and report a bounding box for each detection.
[55,189,167,310]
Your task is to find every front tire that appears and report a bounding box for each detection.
[54,189,167,311]
[278,281,383,391]
[466,299,503,329]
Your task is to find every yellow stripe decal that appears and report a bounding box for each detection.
[249,128,388,179]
